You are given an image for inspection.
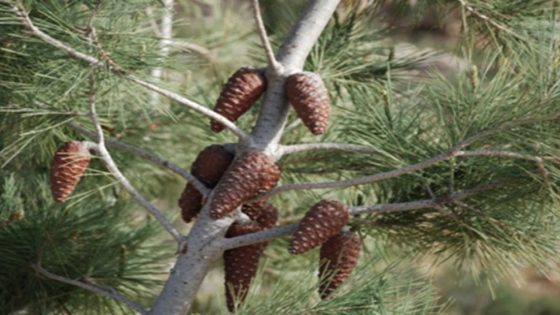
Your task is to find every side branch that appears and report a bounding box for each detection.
[85,71,181,242]
[68,123,209,196]
[7,2,249,141]
[31,263,147,315]
[219,184,498,250]
[251,0,280,71]
[267,149,455,196]
[278,142,380,157]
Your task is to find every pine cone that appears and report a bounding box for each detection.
[285,72,330,135]
[224,221,266,312]
[242,201,278,229]
[210,151,280,219]
[319,231,361,299]
[50,141,90,203]
[178,145,234,223]
[289,200,348,254]
[178,184,203,223]
[211,67,267,132]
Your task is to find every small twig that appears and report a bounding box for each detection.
[219,184,498,250]
[31,263,147,314]
[267,149,457,196]
[267,141,548,197]
[251,0,280,71]
[457,0,527,41]
[8,2,250,142]
[149,0,174,107]
[88,73,104,145]
[456,149,544,162]
[278,142,380,157]
[68,123,209,196]
[85,73,182,242]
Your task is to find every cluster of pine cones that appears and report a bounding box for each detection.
[179,67,360,312]
[48,66,361,313]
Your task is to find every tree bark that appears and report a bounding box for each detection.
[148,0,340,314]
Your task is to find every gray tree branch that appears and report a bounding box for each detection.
[68,123,210,196]
[251,0,280,71]
[278,142,380,157]
[219,184,498,250]
[148,1,341,314]
[85,72,182,242]
[31,263,147,315]
[6,1,249,141]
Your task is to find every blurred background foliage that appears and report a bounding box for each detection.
[1,0,560,314]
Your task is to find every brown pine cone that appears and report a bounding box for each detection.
[319,231,361,299]
[178,184,203,223]
[289,200,348,254]
[224,221,266,312]
[50,141,91,203]
[285,72,330,135]
[178,145,234,223]
[242,201,278,229]
[211,67,267,132]
[210,151,280,219]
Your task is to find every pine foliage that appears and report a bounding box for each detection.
[1,0,560,314]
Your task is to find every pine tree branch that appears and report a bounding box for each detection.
[218,184,498,250]
[68,123,210,196]
[31,263,147,315]
[149,0,174,107]
[456,149,544,162]
[251,0,280,71]
[457,0,527,41]
[267,135,549,197]
[6,1,250,142]
[250,0,341,150]
[268,148,459,196]
[148,1,341,314]
[278,142,380,157]
[85,73,182,243]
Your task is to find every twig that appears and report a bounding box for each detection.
[219,184,498,250]
[457,0,527,41]
[267,149,456,196]
[8,2,250,142]
[267,142,547,197]
[31,263,147,315]
[85,72,182,242]
[149,0,174,107]
[251,0,280,71]
[278,142,380,157]
[68,123,209,196]
[456,149,544,162]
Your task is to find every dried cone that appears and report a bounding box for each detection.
[224,221,266,312]
[319,231,361,299]
[210,151,280,219]
[289,200,348,254]
[178,145,234,223]
[285,72,330,135]
[50,141,90,203]
[211,67,267,132]
[178,184,203,223]
[242,201,278,229]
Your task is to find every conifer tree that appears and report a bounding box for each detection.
[1,0,559,314]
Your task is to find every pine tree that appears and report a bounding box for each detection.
[1,0,559,314]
